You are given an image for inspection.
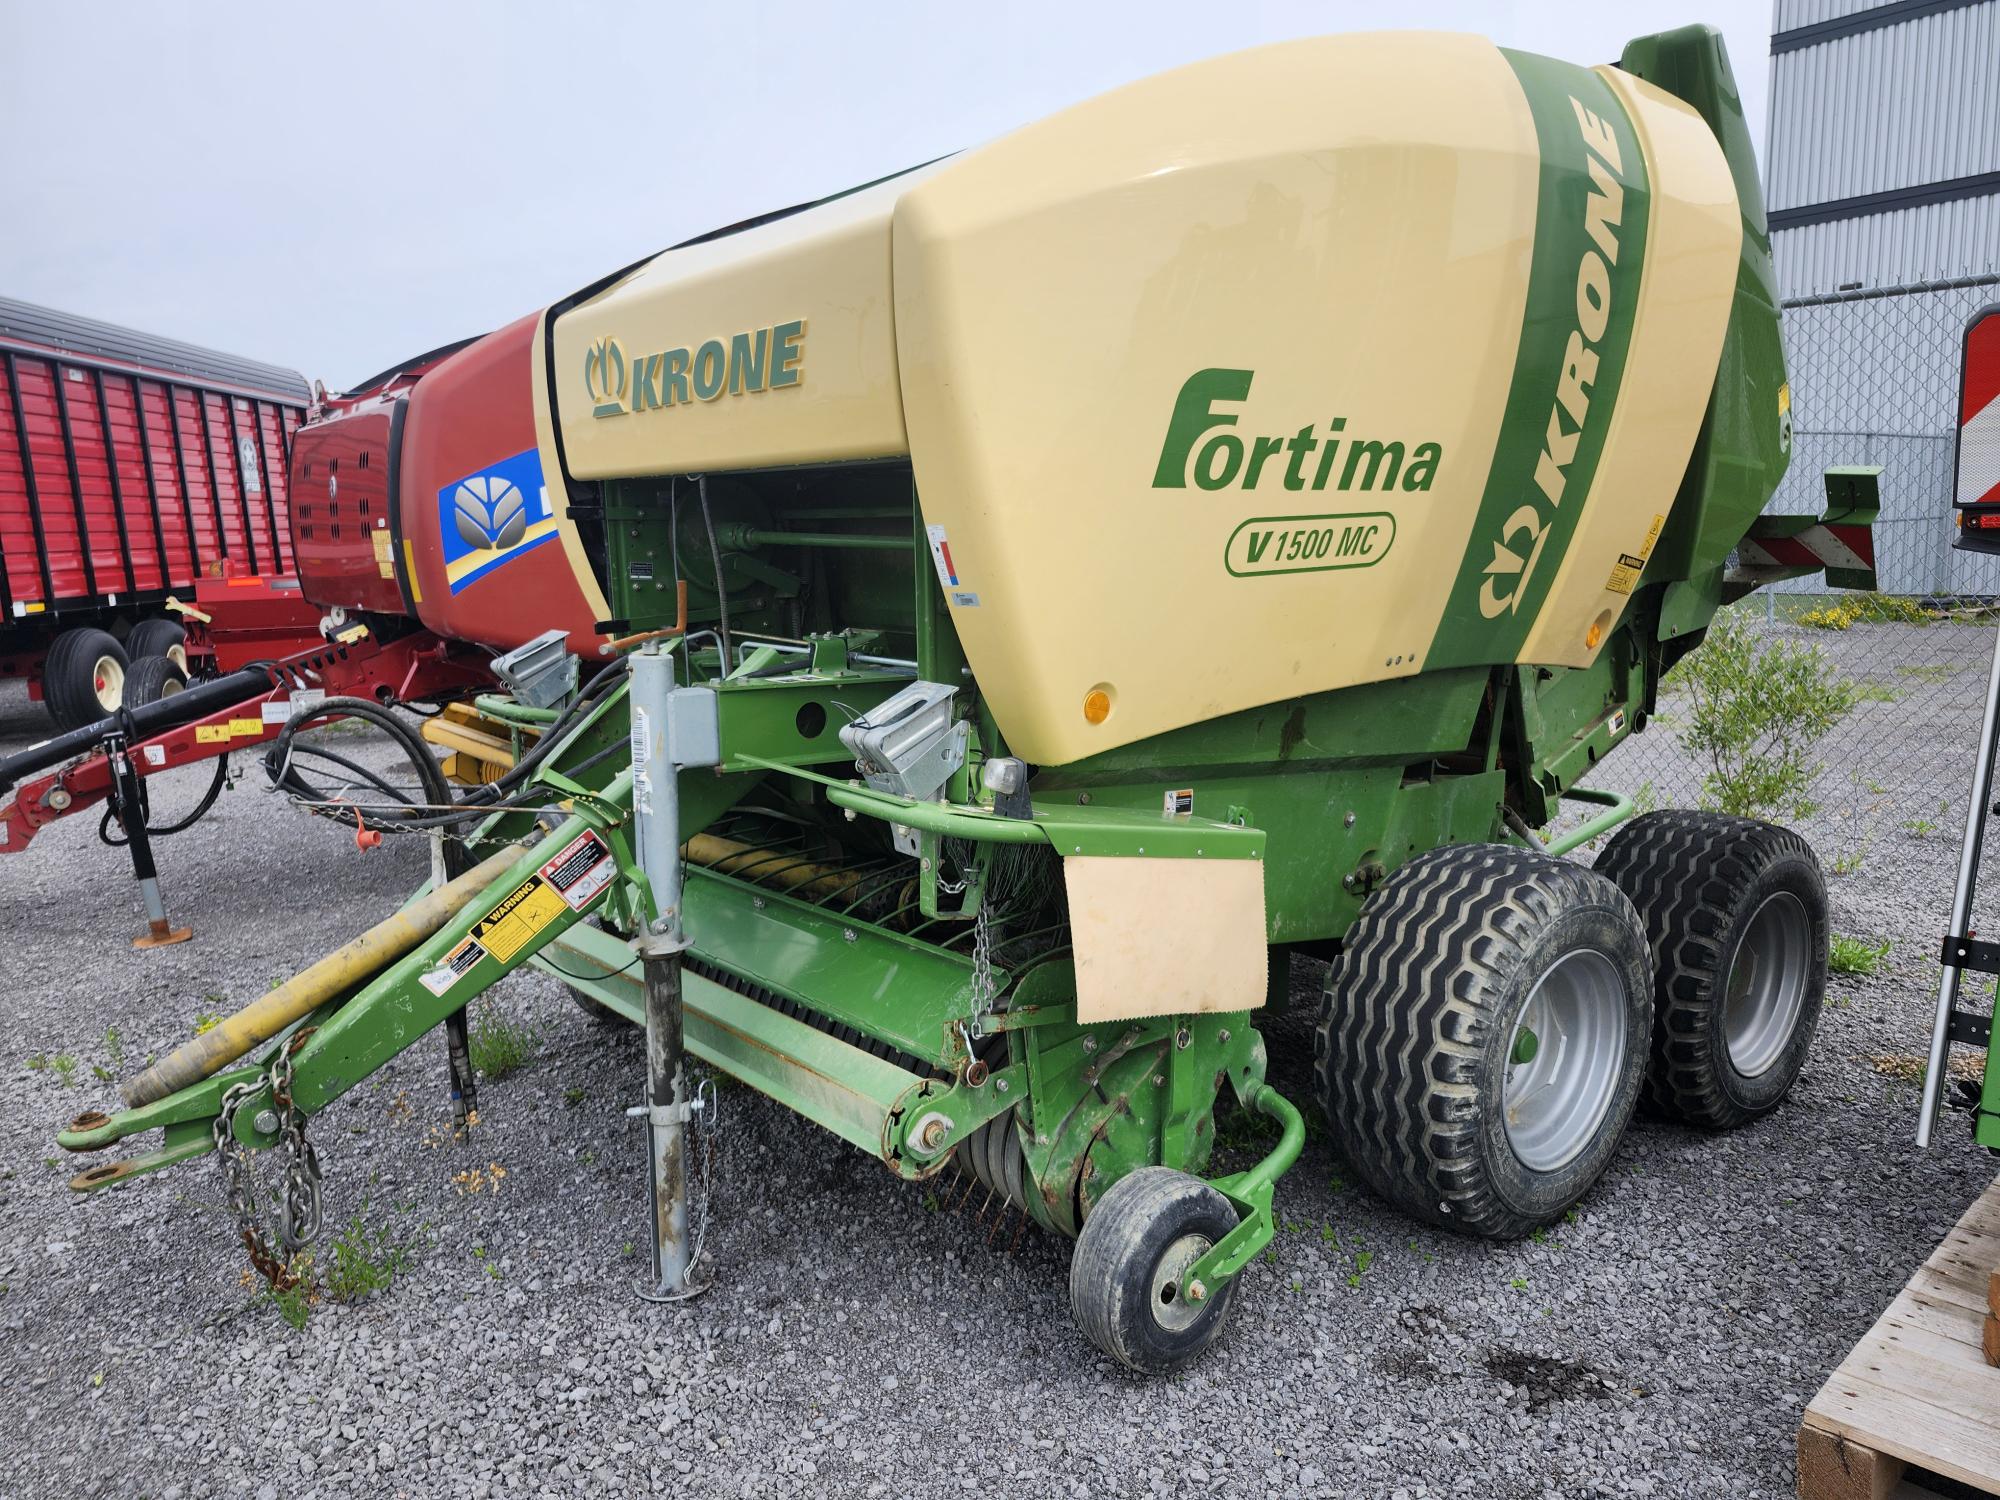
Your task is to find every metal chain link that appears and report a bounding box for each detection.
[968,887,996,1026]
[210,1030,323,1288]
[683,1076,720,1274]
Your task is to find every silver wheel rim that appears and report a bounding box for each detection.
[1722,891,1811,1078]
[1504,949,1627,1172]
[166,642,188,674]
[90,654,125,712]
[1149,1231,1213,1333]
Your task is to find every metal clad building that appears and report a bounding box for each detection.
[1766,0,2000,593]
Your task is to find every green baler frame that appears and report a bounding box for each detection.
[54,23,1883,1328]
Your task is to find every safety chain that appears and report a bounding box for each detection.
[211,1029,323,1289]
[684,1076,721,1274]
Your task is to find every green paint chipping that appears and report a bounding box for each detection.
[1426,50,1652,670]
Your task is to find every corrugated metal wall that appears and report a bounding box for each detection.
[1765,0,2000,597]
[1772,0,1897,28]
[1774,195,2000,292]
[1766,3,1998,213]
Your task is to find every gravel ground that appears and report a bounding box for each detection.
[1,621,1996,1500]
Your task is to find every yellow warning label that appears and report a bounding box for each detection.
[1605,552,1647,596]
[470,876,568,962]
[371,529,392,559]
[1638,513,1665,560]
[228,718,264,738]
[196,724,230,744]
[1605,514,1668,596]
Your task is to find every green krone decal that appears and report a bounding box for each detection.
[1424,50,1652,669]
[1152,369,1443,494]
[1225,512,1396,577]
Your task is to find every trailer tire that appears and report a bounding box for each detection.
[43,628,130,729]
[1070,1166,1239,1374]
[122,655,188,708]
[125,618,187,674]
[1591,811,1827,1129]
[1314,843,1651,1239]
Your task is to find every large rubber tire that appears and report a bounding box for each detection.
[1070,1166,1240,1374]
[121,655,188,708]
[1592,811,1828,1129]
[1315,843,1652,1239]
[42,627,130,729]
[125,618,187,673]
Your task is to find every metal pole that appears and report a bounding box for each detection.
[1919,615,2000,1145]
[628,643,704,1300]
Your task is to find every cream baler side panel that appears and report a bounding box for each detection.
[1516,67,1742,667]
[895,34,1541,768]
[552,173,927,481]
[531,308,612,626]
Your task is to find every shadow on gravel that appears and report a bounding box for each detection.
[1483,1347,1620,1410]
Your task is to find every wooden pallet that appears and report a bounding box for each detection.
[1798,1173,2000,1498]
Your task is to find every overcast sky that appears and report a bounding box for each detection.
[0,2,1773,390]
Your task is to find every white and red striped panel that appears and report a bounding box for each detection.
[1959,307,2000,511]
[1737,522,1875,574]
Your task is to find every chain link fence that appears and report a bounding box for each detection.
[1595,270,2000,889]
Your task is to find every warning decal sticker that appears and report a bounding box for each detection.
[1603,514,1666,597]
[1604,552,1647,596]
[419,935,489,997]
[471,876,569,962]
[539,830,615,912]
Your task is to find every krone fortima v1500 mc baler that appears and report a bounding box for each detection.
[60,24,1879,1371]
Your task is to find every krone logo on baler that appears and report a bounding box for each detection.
[1478,94,1629,620]
[583,322,806,419]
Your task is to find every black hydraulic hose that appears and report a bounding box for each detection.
[263,695,453,825]
[100,750,230,845]
[262,657,627,830]
[0,666,273,793]
[290,744,424,805]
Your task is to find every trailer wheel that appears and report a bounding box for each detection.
[1314,843,1651,1239]
[1070,1166,1239,1374]
[42,628,130,729]
[125,618,187,675]
[1591,811,1827,1129]
[122,655,187,708]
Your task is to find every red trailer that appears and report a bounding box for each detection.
[0,298,309,726]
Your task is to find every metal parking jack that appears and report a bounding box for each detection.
[1920,304,2000,1152]
[104,720,195,949]
[624,639,719,1303]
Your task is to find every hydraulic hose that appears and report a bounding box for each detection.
[99,751,230,845]
[261,655,628,829]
